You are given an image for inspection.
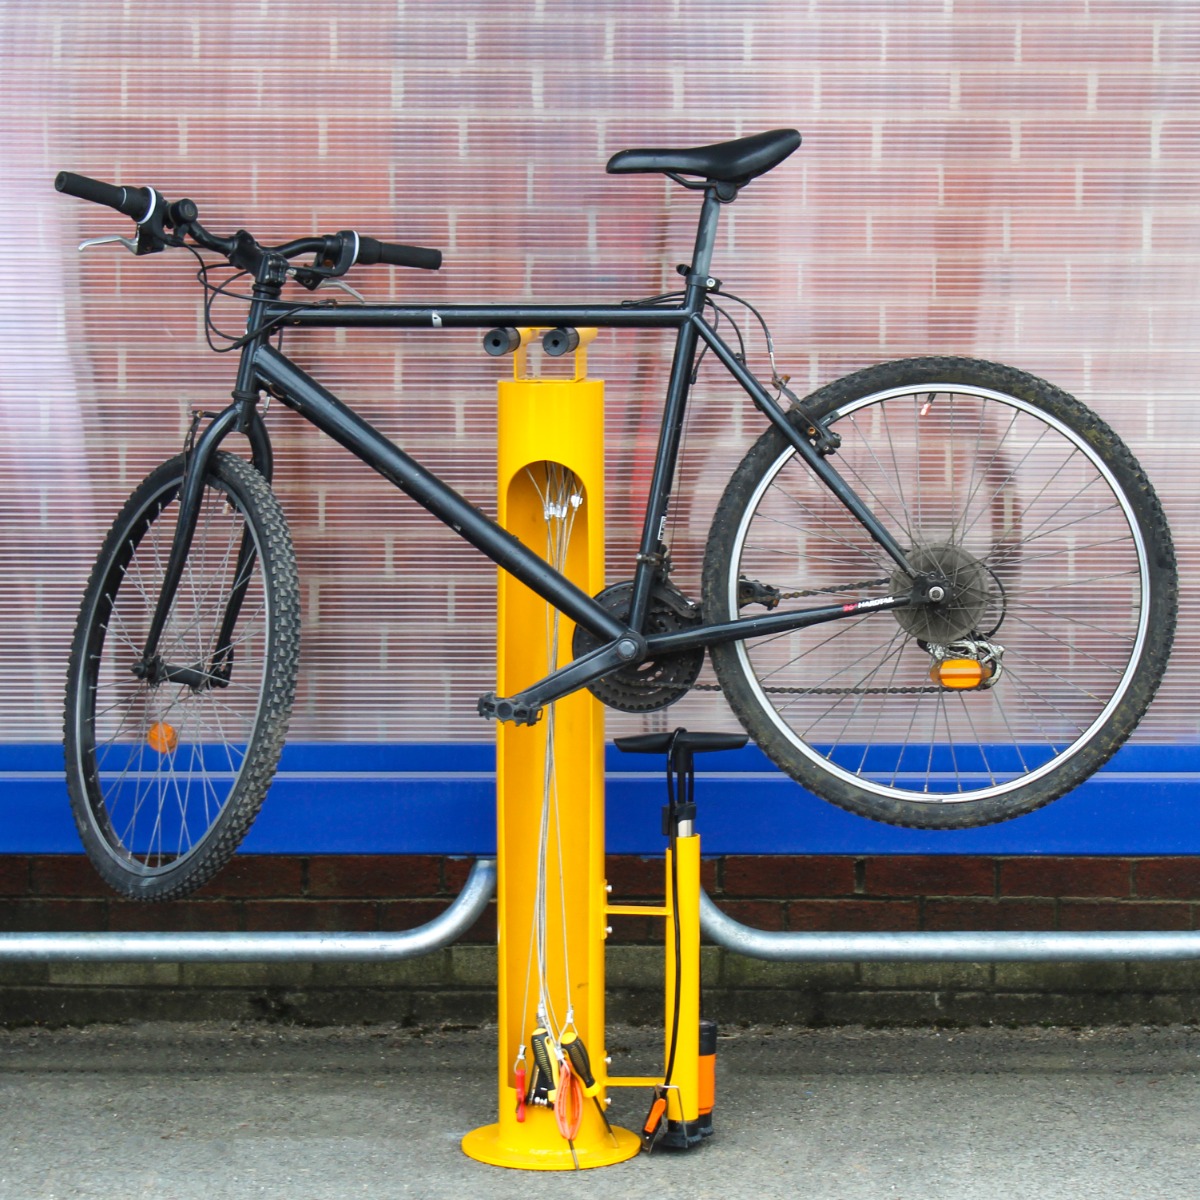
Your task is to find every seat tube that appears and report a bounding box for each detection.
[628,187,724,630]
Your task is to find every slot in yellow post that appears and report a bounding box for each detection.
[462,332,640,1170]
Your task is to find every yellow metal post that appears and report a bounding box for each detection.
[462,334,640,1170]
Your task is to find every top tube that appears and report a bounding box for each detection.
[259,300,697,332]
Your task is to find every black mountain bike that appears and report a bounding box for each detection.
[56,129,1177,900]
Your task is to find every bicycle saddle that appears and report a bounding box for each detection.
[606,128,801,185]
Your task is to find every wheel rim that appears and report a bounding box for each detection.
[727,382,1151,804]
[72,474,272,873]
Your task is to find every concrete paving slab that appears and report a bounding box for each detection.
[0,1021,1197,1199]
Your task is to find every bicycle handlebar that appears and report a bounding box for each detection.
[53,171,443,273]
[55,171,155,221]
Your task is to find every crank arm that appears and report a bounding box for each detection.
[478,630,646,724]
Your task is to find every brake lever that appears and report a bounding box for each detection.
[284,269,365,304]
[316,277,366,303]
[78,234,140,254]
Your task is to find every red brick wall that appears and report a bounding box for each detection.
[3,854,1198,938]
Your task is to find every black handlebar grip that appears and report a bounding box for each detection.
[356,234,442,271]
[55,172,153,221]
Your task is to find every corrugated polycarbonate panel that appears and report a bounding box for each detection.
[2,0,1198,754]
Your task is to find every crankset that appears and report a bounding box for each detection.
[571,580,704,713]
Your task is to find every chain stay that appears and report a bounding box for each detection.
[710,574,942,695]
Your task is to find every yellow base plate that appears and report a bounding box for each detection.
[462,1121,641,1171]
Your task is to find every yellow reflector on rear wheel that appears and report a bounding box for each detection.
[930,658,991,690]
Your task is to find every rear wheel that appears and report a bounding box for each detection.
[64,452,300,898]
[702,357,1176,828]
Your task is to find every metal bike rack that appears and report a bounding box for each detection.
[699,890,1200,962]
[2,861,1194,964]
[0,858,495,962]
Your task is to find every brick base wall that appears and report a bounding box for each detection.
[4,854,1198,935]
[3,854,1199,1028]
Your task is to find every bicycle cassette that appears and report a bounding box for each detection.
[572,580,704,713]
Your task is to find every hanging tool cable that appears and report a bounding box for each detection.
[512,461,588,1167]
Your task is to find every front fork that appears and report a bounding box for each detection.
[136,395,274,680]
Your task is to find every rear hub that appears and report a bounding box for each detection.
[891,542,998,643]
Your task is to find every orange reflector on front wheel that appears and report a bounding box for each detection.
[930,658,991,689]
[146,722,178,754]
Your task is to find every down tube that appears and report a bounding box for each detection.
[252,344,626,643]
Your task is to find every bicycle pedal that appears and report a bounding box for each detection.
[477,692,543,726]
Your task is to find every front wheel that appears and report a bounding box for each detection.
[64,452,300,899]
[702,357,1176,828]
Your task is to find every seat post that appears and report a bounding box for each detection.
[685,186,725,296]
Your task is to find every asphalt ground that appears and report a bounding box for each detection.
[0,1021,1198,1199]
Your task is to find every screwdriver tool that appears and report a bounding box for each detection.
[561,1031,617,1144]
[529,1027,559,1105]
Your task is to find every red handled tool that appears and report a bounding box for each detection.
[555,1056,584,1168]
[561,1031,617,1144]
[641,1087,668,1152]
[514,1050,527,1123]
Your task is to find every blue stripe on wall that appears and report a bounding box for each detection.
[8,741,1199,855]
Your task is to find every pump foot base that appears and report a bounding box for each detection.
[462,1121,641,1171]
[658,1115,713,1150]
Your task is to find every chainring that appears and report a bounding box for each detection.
[572,580,705,713]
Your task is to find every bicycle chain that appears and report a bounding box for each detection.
[773,576,890,601]
[696,575,943,695]
[693,682,942,695]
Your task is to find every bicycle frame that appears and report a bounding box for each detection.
[143,186,933,719]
